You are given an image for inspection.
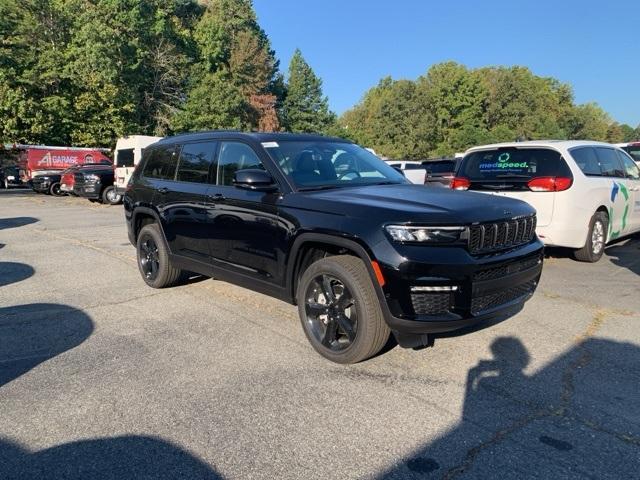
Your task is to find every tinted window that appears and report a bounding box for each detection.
[595,148,625,177]
[176,141,217,184]
[571,147,601,176]
[425,161,456,174]
[116,148,135,167]
[218,142,263,186]
[617,150,640,180]
[460,148,569,180]
[142,146,177,180]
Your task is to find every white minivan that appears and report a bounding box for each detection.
[453,140,640,262]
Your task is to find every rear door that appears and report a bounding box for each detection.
[617,149,640,233]
[458,148,571,226]
[154,141,218,262]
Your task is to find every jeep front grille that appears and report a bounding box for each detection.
[468,215,537,254]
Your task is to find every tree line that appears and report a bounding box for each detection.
[1,0,637,158]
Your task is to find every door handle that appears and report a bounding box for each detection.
[207,193,226,202]
[156,187,169,194]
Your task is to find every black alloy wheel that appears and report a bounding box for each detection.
[139,235,160,281]
[304,274,357,351]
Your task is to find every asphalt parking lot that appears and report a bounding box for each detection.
[1,188,639,479]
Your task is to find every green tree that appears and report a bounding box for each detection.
[618,123,637,142]
[566,103,611,141]
[176,0,280,132]
[282,49,335,133]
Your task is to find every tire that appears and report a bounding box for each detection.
[49,182,63,196]
[573,211,608,263]
[296,255,390,364]
[136,223,183,288]
[102,185,122,205]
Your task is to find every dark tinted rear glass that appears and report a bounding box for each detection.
[142,146,177,180]
[460,148,568,180]
[623,146,640,163]
[117,148,135,167]
[425,161,456,174]
[176,141,217,184]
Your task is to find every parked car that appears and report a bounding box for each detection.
[124,132,543,364]
[384,160,427,184]
[0,166,24,189]
[31,173,64,195]
[73,165,121,204]
[615,141,640,166]
[60,163,112,195]
[422,158,459,187]
[453,140,640,262]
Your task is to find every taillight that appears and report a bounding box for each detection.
[451,177,470,190]
[527,176,572,192]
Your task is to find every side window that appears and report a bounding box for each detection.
[617,150,640,180]
[176,141,218,184]
[217,141,264,186]
[116,148,135,167]
[595,148,625,177]
[570,147,600,176]
[142,145,178,180]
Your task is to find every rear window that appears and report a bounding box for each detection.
[116,148,135,167]
[142,145,178,180]
[424,161,456,174]
[623,146,640,163]
[460,148,569,180]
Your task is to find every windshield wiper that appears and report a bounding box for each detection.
[372,181,403,186]
[297,185,342,192]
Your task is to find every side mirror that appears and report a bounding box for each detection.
[233,169,278,192]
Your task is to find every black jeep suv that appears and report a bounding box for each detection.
[124,132,543,363]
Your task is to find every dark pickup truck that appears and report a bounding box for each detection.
[73,166,122,204]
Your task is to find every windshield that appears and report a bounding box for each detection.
[263,140,407,190]
[460,148,570,180]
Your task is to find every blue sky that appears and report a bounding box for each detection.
[254,0,639,127]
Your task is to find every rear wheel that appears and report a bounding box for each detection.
[136,223,183,288]
[297,255,390,364]
[574,211,608,263]
[102,186,122,205]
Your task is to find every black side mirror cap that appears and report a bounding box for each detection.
[233,169,278,192]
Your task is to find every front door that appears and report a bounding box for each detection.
[617,150,640,233]
[207,141,286,285]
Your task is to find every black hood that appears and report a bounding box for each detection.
[288,184,535,225]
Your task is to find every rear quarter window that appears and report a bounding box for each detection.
[460,148,570,180]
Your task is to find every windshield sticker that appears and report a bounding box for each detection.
[261,142,279,148]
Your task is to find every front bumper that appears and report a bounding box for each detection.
[74,184,100,199]
[376,240,544,336]
[32,181,51,192]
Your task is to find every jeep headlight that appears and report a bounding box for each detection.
[385,225,466,244]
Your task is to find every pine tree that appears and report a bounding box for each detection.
[283,49,335,134]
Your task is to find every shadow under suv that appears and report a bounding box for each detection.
[124,132,543,364]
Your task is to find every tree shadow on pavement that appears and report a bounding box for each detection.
[0,435,222,480]
[377,337,640,479]
[0,303,93,389]
[0,217,38,231]
[0,262,35,287]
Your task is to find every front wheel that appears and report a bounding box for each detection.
[136,223,183,288]
[49,182,63,196]
[573,211,608,263]
[297,255,390,364]
[102,186,122,205]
